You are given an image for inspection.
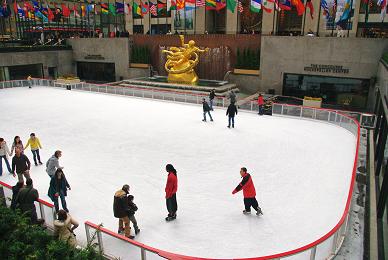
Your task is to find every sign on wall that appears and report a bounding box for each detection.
[304,64,349,74]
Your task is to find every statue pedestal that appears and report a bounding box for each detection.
[168,70,198,85]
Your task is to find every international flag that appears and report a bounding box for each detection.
[250,0,261,12]
[377,0,387,21]
[185,0,196,10]
[321,0,330,18]
[306,0,314,18]
[176,0,185,9]
[206,0,216,10]
[157,0,167,13]
[227,0,237,12]
[216,0,226,10]
[337,0,351,21]
[72,4,80,17]
[278,0,291,10]
[116,2,125,13]
[109,3,116,15]
[238,0,243,12]
[86,4,94,14]
[262,0,272,12]
[47,4,54,21]
[133,1,142,15]
[61,3,71,17]
[13,1,25,17]
[150,1,157,15]
[141,0,149,14]
[197,0,206,6]
[167,0,177,10]
[291,0,304,15]
[101,3,109,14]
[81,5,86,16]
[124,3,131,14]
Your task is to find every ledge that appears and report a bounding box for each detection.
[130,63,150,68]
[233,69,260,76]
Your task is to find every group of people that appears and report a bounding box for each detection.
[0,133,78,246]
[201,90,266,127]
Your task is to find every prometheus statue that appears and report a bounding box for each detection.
[162,35,209,84]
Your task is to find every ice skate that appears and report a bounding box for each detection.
[165,214,177,221]
[243,210,251,215]
[202,119,206,122]
[135,228,140,235]
[256,208,263,216]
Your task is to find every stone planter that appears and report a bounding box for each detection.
[233,69,260,76]
[303,99,322,108]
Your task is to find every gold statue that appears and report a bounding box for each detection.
[162,35,209,84]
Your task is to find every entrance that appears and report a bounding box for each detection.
[77,62,116,83]
[283,73,370,111]
[7,64,43,80]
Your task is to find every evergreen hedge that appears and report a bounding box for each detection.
[0,203,104,260]
[235,48,260,70]
[131,45,151,64]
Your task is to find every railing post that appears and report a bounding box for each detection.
[222,98,225,107]
[141,248,147,260]
[250,101,253,111]
[96,228,104,254]
[309,246,317,260]
[313,108,317,119]
[85,224,91,244]
[281,105,284,115]
[300,107,303,117]
[39,203,45,222]
[331,231,339,254]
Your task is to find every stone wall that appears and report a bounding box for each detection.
[0,50,73,78]
[227,73,261,94]
[260,36,388,95]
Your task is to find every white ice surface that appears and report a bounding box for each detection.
[0,87,357,259]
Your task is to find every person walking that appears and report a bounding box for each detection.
[232,167,263,216]
[226,102,238,128]
[209,89,216,111]
[24,133,43,166]
[10,136,24,156]
[257,94,265,115]
[15,178,43,224]
[202,98,213,122]
[127,195,140,235]
[229,90,236,104]
[27,75,32,88]
[0,138,12,176]
[48,168,71,213]
[113,184,134,239]
[165,164,178,221]
[11,148,31,183]
[46,150,63,178]
[54,210,79,247]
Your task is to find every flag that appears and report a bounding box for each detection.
[13,1,25,17]
[47,4,54,21]
[250,0,261,12]
[61,3,70,17]
[337,0,351,21]
[150,1,157,15]
[262,0,272,12]
[185,0,196,10]
[81,5,86,16]
[109,3,116,15]
[377,0,387,21]
[291,0,304,15]
[86,4,94,14]
[101,3,109,14]
[0,0,10,18]
[227,0,236,12]
[116,2,125,13]
[141,0,149,14]
[133,1,142,15]
[73,4,80,17]
[238,0,243,12]
[176,0,185,9]
[216,0,226,10]
[306,0,314,19]
[206,0,216,9]
[278,0,291,10]
[157,0,167,13]
[124,2,131,14]
[196,0,206,6]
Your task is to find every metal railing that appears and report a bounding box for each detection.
[1,79,361,260]
[0,181,56,230]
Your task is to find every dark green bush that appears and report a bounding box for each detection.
[235,47,260,70]
[131,45,151,64]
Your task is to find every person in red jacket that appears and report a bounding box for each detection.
[257,94,265,115]
[165,164,178,221]
[232,167,263,216]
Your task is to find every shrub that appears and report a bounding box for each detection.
[235,48,260,70]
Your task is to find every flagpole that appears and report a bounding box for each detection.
[166,1,168,34]
[272,0,276,34]
[316,0,321,36]
[302,0,307,35]
[237,1,239,34]
[194,0,197,34]
[14,4,19,39]
[331,0,336,36]
[149,1,151,34]
[346,0,353,37]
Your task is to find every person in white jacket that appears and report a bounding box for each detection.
[46,150,63,178]
[0,138,12,176]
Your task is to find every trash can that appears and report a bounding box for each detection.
[66,85,71,90]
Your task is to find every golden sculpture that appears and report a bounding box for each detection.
[162,35,209,84]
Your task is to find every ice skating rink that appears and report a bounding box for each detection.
[0,87,357,259]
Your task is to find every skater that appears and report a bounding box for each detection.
[27,75,32,88]
[229,90,236,104]
[165,164,178,221]
[54,210,79,247]
[11,181,24,210]
[24,133,42,166]
[209,89,216,111]
[15,178,43,224]
[202,98,213,122]
[257,94,265,115]
[232,167,263,216]
[10,136,24,156]
[11,148,31,183]
[127,195,140,235]
[48,168,71,213]
[113,184,134,239]
[0,138,12,176]
[226,102,238,128]
[46,150,63,178]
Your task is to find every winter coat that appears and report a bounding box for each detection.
[113,189,130,218]
[229,92,236,103]
[226,104,238,117]
[203,101,211,112]
[48,175,71,201]
[10,141,24,156]
[12,154,31,173]
[0,141,11,157]
[257,96,264,106]
[15,185,39,212]
[11,184,23,210]
[232,172,256,198]
[128,201,138,217]
[165,172,178,199]
[24,137,42,150]
[54,214,78,247]
[46,155,61,177]
[209,91,216,100]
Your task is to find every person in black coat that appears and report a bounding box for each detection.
[226,103,238,128]
[48,168,71,213]
[113,184,134,239]
[127,195,140,235]
[202,98,213,122]
[11,148,31,183]
[11,181,24,210]
[209,89,216,111]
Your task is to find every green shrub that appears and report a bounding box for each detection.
[0,203,103,260]
[235,47,260,70]
[131,45,151,64]
[382,53,388,64]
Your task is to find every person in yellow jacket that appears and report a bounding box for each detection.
[27,75,32,88]
[25,133,42,166]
